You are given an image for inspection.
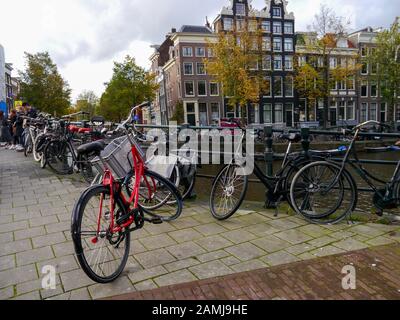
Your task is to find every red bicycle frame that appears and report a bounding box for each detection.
[92,143,152,244]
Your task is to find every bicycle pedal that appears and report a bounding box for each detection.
[375,210,384,217]
[150,218,163,225]
[116,213,132,226]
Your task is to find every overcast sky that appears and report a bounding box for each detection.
[0,0,398,102]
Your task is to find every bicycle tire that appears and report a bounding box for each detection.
[71,185,130,284]
[45,140,74,175]
[290,161,357,224]
[210,164,249,221]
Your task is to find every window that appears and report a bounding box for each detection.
[396,105,400,121]
[224,18,233,31]
[338,101,345,120]
[361,62,368,75]
[272,7,281,17]
[208,48,214,57]
[274,104,283,123]
[338,80,346,90]
[262,56,272,70]
[183,47,193,57]
[347,101,355,120]
[329,57,337,69]
[249,20,258,32]
[285,76,294,97]
[381,103,387,122]
[371,82,377,97]
[284,38,293,51]
[298,56,306,66]
[264,77,272,97]
[284,56,293,70]
[210,82,219,96]
[318,57,324,67]
[273,38,282,51]
[273,22,282,34]
[196,63,206,75]
[211,103,220,121]
[185,81,194,96]
[274,77,283,97]
[261,21,270,32]
[360,103,368,122]
[183,63,193,75]
[371,63,378,74]
[347,77,355,90]
[263,104,272,123]
[262,37,271,50]
[198,80,207,96]
[370,103,377,121]
[249,58,259,70]
[284,22,293,34]
[236,3,246,16]
[236,19,245,31]
[361,46,367,57]
[196,47,205,57]
[274,56,282,70]
[361,81,368,97]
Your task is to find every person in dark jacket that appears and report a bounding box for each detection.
[0,111,12,146]
[9,110,24,150]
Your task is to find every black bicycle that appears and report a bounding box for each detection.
[290,120,400,224]
[209,122,346,220]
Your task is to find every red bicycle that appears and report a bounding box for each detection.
[71,103,183,283]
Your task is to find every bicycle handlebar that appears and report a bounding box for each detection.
[353,120,390,131]
[116,102,150,133]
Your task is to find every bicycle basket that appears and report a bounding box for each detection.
[91,135,146,180]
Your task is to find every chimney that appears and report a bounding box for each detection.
[171,28,177,33]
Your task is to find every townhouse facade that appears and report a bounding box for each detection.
[296,33,359,127]
[0,44,6,114]
[5,63,14,113]
[150,25,223,126]
[213,0,296,128]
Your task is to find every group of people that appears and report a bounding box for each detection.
[0,103,37,151]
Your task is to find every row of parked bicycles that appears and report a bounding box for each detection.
[21,104,400,284]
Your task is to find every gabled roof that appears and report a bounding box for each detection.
[179,25,213,34]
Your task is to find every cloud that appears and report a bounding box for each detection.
[0,0,398,101]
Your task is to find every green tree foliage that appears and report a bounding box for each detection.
[19,52,71,116]
[295,5,358,128]
[369,19,400,125]
[170,100,185,124]
[98,56,158,122]
[75,90,99,119]
[205,16,269,120]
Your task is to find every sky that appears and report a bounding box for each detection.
[0,0,398,102]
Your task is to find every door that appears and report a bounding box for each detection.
[199,103,208,126]
[330,109,337,127]
[286,110,293,128]
[186,103,197,126]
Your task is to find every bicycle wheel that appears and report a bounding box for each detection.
[33,133,44,162]
[169,166,196,201]
[71,185,130,284]
[126,170,183,222]
[24,133,33,157]
[78,154,99,184]
[290,161,356,224]
[210,164,249,221]
[45,140,74,175]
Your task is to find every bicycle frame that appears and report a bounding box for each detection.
[334,128,400,202]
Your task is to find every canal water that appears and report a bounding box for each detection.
[195,151,400,216]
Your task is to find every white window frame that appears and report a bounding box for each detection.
[274,76,283,97]
[182,47,193,57]
[273,38,282,52]
[262,56,272,70]
[273,22,282,34]
[263,104,273,124]
[196,62,206,75]
[284,38,293,52]
[272,7,281,18]
[274,55,282,70]
[211,103,220,121]
[361,81,368,97]
[361,62,369,75]
[370,103,378,121]
[196,47,205,57]
[183,62,194,75]
[184,81,195,97]
[274,103,284,123]
[236,3,246,16]
[264,77,272,97]
[285,76,294,97]
[284,22,293,34]
[224,18,233,31]
[346,101,355,120]
[284,56,293,70]
[209,82,219,96]
[261,21,270,32]
[197,80,207,97]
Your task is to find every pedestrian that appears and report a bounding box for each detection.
[0,110,12,147]
[9,109,24,151]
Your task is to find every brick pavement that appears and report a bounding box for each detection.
[1,149,400,300]
[109,244,400,300]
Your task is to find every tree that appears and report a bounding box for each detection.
[19,52,71,116]
[170,100,185,124]
[295,5,357,128]
[98,56,158,122]
[75,90,99,119]
[369,19,400,126]
[205,17,269,122]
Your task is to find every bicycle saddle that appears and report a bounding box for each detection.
[280,133,302,143]
[77,140,106,156]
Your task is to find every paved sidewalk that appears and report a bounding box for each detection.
[109,244,400,300]
[1,149,400,300]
